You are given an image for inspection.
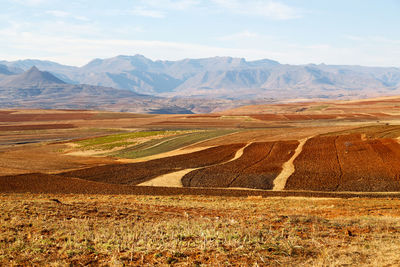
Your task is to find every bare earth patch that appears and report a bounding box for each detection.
[273,136,312,190]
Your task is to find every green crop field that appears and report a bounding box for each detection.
[114,129,237,159]
[75,131,184,150]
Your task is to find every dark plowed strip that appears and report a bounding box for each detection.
[182,141,298,189]
[3,173,400,199]
[0,173,136,194]
[229,141,299,189]
[59,143,245,185]
[335,135,400,191]
[286,135,400,192]
[285,136,342,191]
[182,142,273,188]
[0,113,94,122]
[370,139,400,180]
[0,124,75,131]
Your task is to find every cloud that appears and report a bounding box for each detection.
[219,31,260,41]
[0,28,284,66]
[128,0,200,18]
[10,0,50,6]
[130,7,165,18]
[45,10,89,21]
[141,0,200,10]
[211,0,302,20]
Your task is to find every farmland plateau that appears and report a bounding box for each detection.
[2,96,400,265]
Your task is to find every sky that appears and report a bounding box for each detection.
[0,0,399,67]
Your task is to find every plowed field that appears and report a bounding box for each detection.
[0,113,94,122]
[0,124,75,131]
[59,144,245,185]
[4,173,400,198]
[182,141,298,189]
[285,134,400,191]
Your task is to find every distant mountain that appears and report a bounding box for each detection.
[2,55,400,100]
[0,67,264,113]
[0,66,66,88]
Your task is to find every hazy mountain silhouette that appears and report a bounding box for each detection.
[2,55,400,100]
[0,66,66,87]
[0,67,263,113]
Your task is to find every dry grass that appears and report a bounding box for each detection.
[2,194,400,266]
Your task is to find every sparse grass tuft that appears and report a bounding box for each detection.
[2,194,400,265]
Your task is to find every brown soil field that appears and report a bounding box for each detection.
[0,110,14,114]
[249,114,287,121]
[335,135,400,191]
[59,143,245,185]
[229,140,299,189]
[0,143,118,175]
[285,136,342,191]
[323,124,400,139]
[185,114,221,118]
[188,125,359,147]
[0,97,400,193]
[0,112,95,122]
[0,124,75,131]
[4,173,400,199]
[0,173,139,194]
[182,141,298,189]
[285,134,400,192]
[182,142,275,188]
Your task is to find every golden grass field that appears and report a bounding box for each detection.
[2,194,400,266]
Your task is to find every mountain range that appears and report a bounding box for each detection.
[0,66,265,113]
[1,55,400,100]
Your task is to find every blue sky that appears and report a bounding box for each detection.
[1,0,399,67]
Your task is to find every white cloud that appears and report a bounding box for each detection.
[128,0,200,19]
[130,7,165,18]
[219,30,260,41]
[10,0,49,6]
[45,10,90,21]
[211,0,302,20]
[142,0,200,10]
[1,23,399,67]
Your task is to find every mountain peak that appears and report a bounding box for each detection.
[0,66,66,87]
[27,65,40,73]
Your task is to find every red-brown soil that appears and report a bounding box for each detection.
[182,141,298,189]
[229,140,298,189]
[285,136,342,191]
[59,144,245,185]
[0,173,136,194]
[0,113,94,122]
[335,135,400,191]
[0,143,118,175]
[0,124,75,131]
[285,134,400,192]
[249,114,287,121]
[3,173,400,198]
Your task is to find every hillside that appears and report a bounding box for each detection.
[1,55,400,99]
[0,67,267,113]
